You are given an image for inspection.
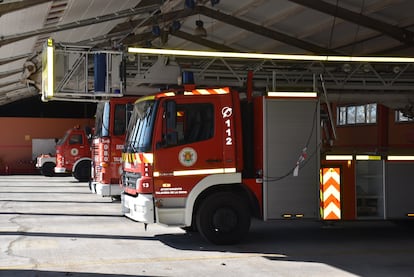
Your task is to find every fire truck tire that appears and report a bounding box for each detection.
[41,162,55,177]
[196,192,251,245]
[73,160,91,182]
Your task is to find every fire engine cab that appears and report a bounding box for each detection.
[54,126,92,182]
[121,85,320,244]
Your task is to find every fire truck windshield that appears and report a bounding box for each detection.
[94,102,110,137]
[56,131,70,146]
[124,99,157,153]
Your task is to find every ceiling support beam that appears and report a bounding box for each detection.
[196,5,337,54]
[335,22,414,55]
[170,30,237,52]
[111,31,154,46]
[109,7,196,36]
[0,79,19,89]
[0,53,31,66]
[120,29,236,53]
[0,68,21,79]
[289,0,414,46]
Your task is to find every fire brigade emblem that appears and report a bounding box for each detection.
[179,147,197,167]
[70,148,79,156]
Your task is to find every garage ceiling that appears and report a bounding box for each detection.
[1,0,414,109]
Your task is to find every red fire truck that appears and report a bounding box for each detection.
[120,85,320,244]
[89,97,136,198]
[54,126,92,182]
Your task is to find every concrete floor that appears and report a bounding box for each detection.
[1,175,414,276]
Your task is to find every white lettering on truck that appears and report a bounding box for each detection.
[222,107,233,146]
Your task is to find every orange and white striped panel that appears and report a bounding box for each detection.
[184,87,230,95]
[321,168,341,220]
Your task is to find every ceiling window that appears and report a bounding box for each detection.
[337,104,377,126]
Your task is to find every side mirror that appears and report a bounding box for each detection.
[126,103,134,125]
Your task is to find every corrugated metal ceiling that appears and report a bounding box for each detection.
[1,0,414,107]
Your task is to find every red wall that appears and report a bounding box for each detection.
[330,104,414,154]
[388,113,414,153]
[335,125,378,151]
[0,117,94,174]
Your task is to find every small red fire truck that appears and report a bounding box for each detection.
[120,85,320,244]
[54,126,92,182]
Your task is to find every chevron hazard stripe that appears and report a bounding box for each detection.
[321,168,341,220]
[324,202,341,220]
[184,87,230,95]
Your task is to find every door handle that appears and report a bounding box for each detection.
[206,159,222,163]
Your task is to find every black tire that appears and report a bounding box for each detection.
[73,160,91,182]
[41,162,55,177]
[196,192,251,245]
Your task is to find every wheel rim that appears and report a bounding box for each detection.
[212,207,238,233]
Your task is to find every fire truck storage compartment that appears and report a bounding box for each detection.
[385,161,414,219]
[32,138,56,160]
[356,160,384,219]
[261,97,320,220]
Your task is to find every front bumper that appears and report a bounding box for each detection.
[54,167,67,173]
[94,183,122,197]
[121,193,154,224]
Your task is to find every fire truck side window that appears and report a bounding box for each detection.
[178,103,214,144]
[69,134,82,145]
[113,104,127,136]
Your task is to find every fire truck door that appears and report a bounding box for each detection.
[153,97,225,197]
[67,133,83,158]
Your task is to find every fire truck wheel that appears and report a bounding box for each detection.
[73,160,91,182]
[41,162,55,177]
[196,192,251,245]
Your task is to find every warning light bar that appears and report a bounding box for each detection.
[184,88,230,95]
